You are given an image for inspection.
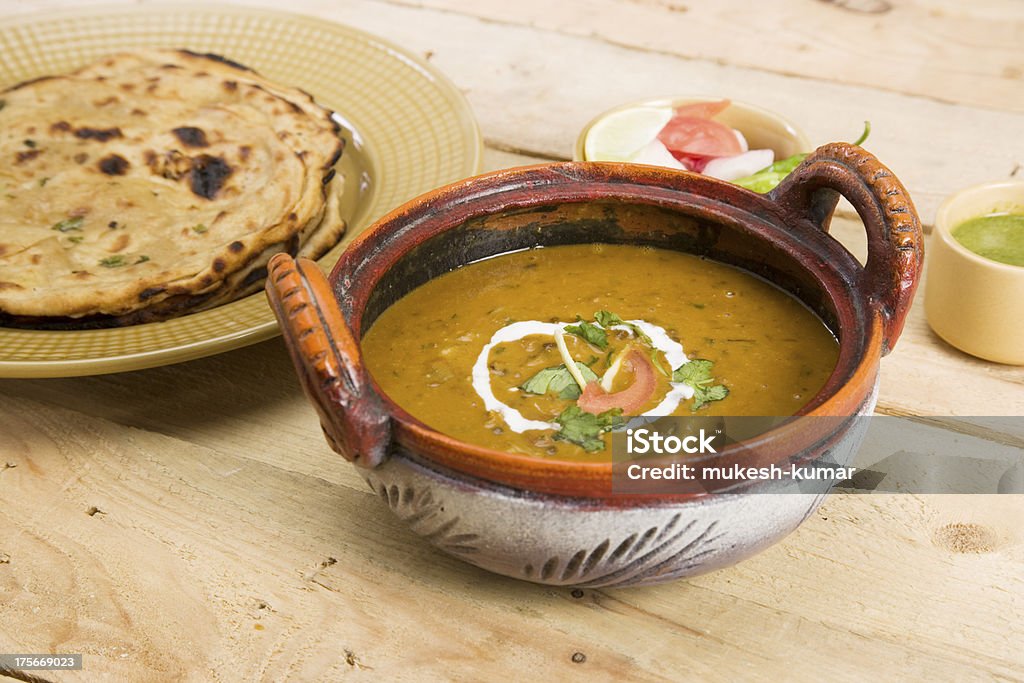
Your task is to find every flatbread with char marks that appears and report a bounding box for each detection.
[0,49,345,325]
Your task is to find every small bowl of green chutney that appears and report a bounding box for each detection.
[926,180,1024,364]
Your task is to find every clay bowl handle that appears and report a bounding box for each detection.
[771,142,924,354]
[266,253,391,468]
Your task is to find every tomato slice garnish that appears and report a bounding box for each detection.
[577,349,657,415]
[657,100,743,171]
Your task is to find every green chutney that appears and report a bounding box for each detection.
[952,213,1024,267]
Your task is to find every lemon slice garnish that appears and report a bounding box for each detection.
[584,106,673,162]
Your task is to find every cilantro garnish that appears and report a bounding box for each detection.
[594,310,623,327]
[553,405,623,452]
[98,255,126,268]
[594,310,653,345]
[52,216,84,232]
[192,223,208,234]
[672,359,730,410]
[521,363,598,400]
[564,320,608,349]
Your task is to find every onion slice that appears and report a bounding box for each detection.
[702,149,775,182]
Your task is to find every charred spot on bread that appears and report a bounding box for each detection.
[189,154,232,199]
[98,154,130,176]
[172,126,209,148]
[15,149,41,164]
[74,127,123,142]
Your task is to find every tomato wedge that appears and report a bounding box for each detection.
[670,100,732,120]
[657,100,742,172]
[577,349,657,415]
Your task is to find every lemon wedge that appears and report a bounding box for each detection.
[584,106,673,162]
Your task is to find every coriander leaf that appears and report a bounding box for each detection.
[98,255,126,268]
[672,359,729,411]
[672,359,714,386]
[595,309,653,345]
[565,321,607,349]
[52,216,84,232]
[559,384,583,400]
[553,405,623,452]
[594,310,624,327]
[67,235,83,244]
[135,255,150,264]
[192,223,208,234]
[520,366,566,395]
[521,363,598,396]
[693,384,730,410]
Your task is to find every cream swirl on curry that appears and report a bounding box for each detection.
[470,319,695,434]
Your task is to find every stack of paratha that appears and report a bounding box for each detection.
[0,49,345,327]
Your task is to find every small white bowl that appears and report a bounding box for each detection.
[574,96,810,165]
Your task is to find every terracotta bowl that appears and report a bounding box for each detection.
[266,144,923,587]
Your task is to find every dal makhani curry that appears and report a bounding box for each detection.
[362,244,838,460]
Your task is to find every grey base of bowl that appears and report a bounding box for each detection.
[363,388,877,588]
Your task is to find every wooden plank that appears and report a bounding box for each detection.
[0,2,1020,680]
[1,396,1021,681]
[287,0,1023,222]
[373,0,1024,113]
[3,0,1023,221]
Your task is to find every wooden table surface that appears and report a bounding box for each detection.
[2,0,1023,680]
